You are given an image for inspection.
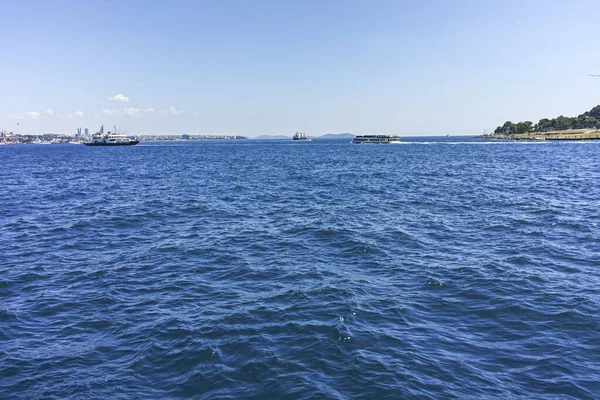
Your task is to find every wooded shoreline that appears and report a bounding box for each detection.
[477,129,600,141]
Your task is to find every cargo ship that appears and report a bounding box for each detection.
[292,131,311,141]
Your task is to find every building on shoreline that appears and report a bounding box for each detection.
[0,132,248,144]
[141,134,247,141]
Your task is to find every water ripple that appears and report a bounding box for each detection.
[1,138,600,398]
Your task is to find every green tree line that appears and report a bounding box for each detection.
[494,105,600,134]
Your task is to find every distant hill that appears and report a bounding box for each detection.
[253,135,290,140]
[314,133,354,139]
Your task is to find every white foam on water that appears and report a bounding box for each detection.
[394,141,551,145]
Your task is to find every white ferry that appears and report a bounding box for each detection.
[352,135,401,144]
[83,125,139,146]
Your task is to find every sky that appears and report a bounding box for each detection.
[1,0,599,136]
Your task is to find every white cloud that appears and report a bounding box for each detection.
[8,111,41,120]
[24,111,41,119]
[54,110,85,119]
[169,106,184,115]
[100,106,184,118]
[124,108,140,117]
[157,106,183,116]
[124,107,156,117]
[102,108,122,117]
[4,109,86,120]
[109,94,130,103]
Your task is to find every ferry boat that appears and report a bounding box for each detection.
[293,131,311,141]
[83,125,139,146]
[352,135,401,144]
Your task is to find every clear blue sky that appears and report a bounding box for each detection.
[1,0,599,136]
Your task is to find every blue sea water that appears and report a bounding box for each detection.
[1,137,599,399]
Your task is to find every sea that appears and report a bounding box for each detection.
[1,137,599,399]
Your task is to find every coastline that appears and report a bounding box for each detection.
[477,129,600,141]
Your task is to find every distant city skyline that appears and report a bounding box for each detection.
[1,0,600,137]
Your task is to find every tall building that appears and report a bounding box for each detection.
[84,128,89,136]
[77,128,82,136]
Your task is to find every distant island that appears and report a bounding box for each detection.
[480,105,600,140]
[252,133,354,140]
[315,133,354,139]
[253,135,290,140]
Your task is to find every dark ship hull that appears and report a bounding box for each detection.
[83,141,140,146]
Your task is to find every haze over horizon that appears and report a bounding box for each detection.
[1,0,599,137]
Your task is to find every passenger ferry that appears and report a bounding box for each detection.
[292,131,311,141]
[352,135,401,144]
[83,125,139,146]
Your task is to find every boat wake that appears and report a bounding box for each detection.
[393,141,551,145]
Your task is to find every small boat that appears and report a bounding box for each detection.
[352,135,401,144]
[83,125,139,146]
[292,131,311,141]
